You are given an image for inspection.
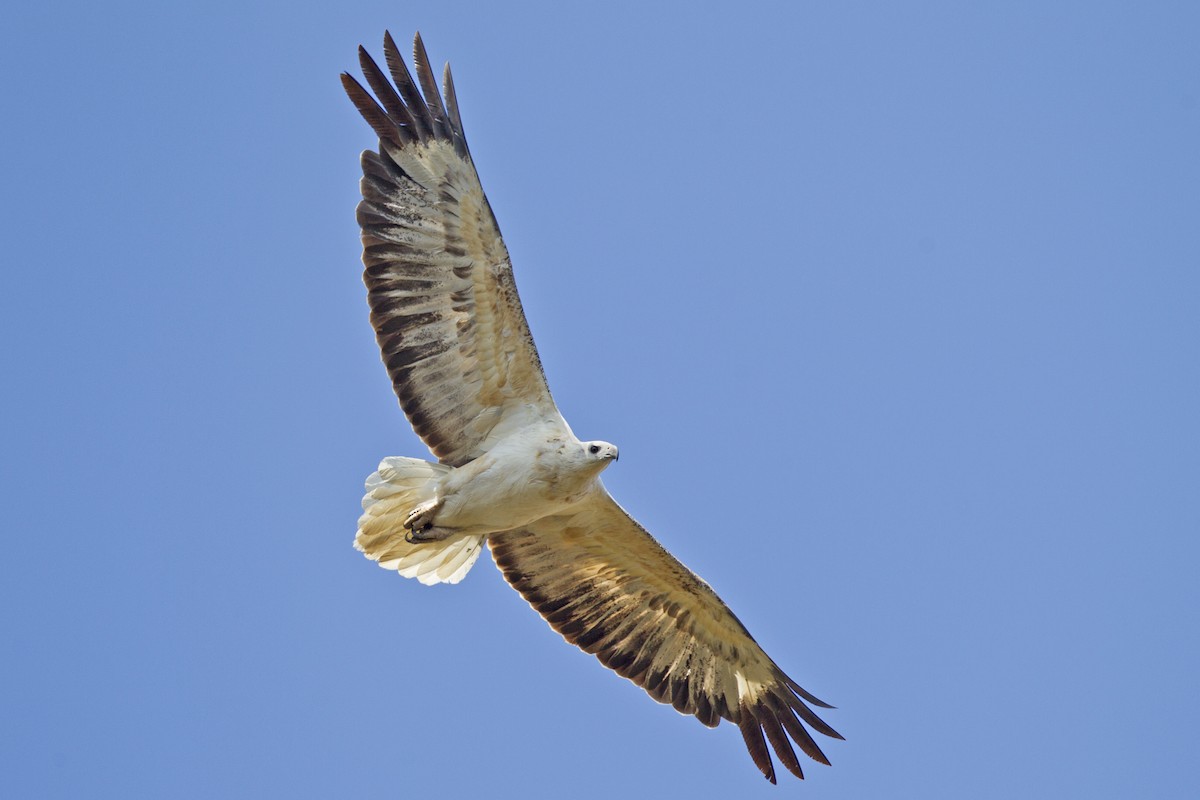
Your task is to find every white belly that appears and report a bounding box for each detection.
[432,427,600,534]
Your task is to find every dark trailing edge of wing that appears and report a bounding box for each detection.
[489,531,844,784]
[343,31,521,466]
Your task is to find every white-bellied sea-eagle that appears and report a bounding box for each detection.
[341,31,843,784]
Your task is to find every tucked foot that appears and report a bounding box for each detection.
[403,498,442,532]
[405,525,454,544]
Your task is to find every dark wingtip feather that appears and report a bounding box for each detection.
[737,712,777,783]
[755,703,805,781]
[382,30,433,140]
[770,695,832,766]
[786,675,837,709]
[411,31,451,137]
[347,32,472,160]
[788,694,844,741]
[357,45,416,141]
[442,62,470,158]
[340,73,403,147]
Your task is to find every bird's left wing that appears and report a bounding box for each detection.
[488,492,843,783]
[341,33,559,467]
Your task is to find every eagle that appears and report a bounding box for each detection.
[341,31,843,784]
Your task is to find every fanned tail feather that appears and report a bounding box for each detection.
[356,457,484,585]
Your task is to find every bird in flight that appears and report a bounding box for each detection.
[341,31,842,783]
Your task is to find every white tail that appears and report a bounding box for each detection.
[356,457,484,586]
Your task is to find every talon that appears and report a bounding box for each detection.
[405,520,432,544]
[405,524,453,544]
[404,498,442,532]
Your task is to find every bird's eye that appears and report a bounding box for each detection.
[588,444,601,454]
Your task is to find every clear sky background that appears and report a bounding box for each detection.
[3,2,1198,797]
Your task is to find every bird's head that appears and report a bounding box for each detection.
[582,440,619,471]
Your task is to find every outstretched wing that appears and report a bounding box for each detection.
[489,492,843,784]
[342,32,558,467]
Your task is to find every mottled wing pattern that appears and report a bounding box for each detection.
[342,32,556,466]
[489,492,843,783]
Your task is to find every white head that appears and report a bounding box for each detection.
[582,440,619,471]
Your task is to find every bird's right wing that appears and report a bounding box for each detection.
[488,491,842,783]
[342,32,559,466]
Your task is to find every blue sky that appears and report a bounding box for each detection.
[3,1,1198,797]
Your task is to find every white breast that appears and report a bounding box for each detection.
[434,424,599,535]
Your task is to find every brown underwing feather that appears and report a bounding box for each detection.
[694,692,719,728]
[773,696,831,766]
[755,701,804,780]
[344,34,557,466]
[382,31,432,142]
[738,713,777,784]
[357,47,417,143]
[340,74,402,147]
[787,675,838,709]
[489,492,841,783]
[441,63,469,158]
[412,32,452,140]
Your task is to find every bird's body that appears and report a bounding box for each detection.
[418,422,618,537]
[342,31,842,784]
